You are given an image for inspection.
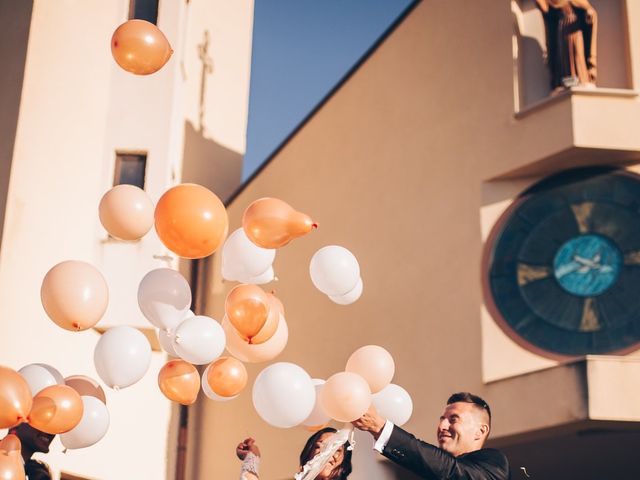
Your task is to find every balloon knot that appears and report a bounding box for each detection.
[63,448,68,454]
[312,223,318,229]
[73,322,81,331]
[113,385,120,392]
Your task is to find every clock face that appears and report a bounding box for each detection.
[487,168,640,357]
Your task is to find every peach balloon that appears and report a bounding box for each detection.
[318,372,371,423]
[249,292,282,345]
[345,345,395,394]
[0,435,20,453]
[206,357,247,397]
[28,385,84,434]
[224,284,270,342]
[99,184,154,240]
[158,360,200,405]
[154,184,228,259]
[0,366,32,429]
[222,315,288,363]
[65,375,107,405]
[242,198,316,248]
[111,19,173,75]
[0,434,24,480]
[41,260,109,331]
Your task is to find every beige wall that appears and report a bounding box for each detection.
[0,0,252,479]
[193,1,640,479]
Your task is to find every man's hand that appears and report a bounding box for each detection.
[352,404,386,440]
[236,437,261,460]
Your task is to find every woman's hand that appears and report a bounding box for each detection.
[236,437,261,460]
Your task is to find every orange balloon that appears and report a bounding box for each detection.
[65,375,107,405]
[206,357,247,397]
[224,285,270,341]
[111,19,173,75]
[0,435,24,480]
[154,184,228,259]
[28,385,83,434]
[158,360,200,405]
[222,315,289,364]
[99,184,154,241]
[242,198,316,248]
[40,260,109,331]
[0,366,33,429]
[249,292,282,345]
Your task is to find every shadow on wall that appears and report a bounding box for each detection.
[0,0,33,253]
[181,120,243,203]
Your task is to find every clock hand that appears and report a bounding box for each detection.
[574,255,598,269]
[556,262,583,278]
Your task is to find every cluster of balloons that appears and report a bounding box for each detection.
[250,345,412,430]
[0,364,109,450]
[111,19,173,75]
[100,183,229,259]
[310,245,363,305]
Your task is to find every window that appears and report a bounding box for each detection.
[114,152,147,188]
[128,0,159,24]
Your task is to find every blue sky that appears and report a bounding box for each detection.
[243,0,415,180]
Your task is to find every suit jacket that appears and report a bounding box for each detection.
[382,426,510,480]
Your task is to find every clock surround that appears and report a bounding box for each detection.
[483,167,640,359]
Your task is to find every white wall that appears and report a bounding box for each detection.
[0,0,253,478]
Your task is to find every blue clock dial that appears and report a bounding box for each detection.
[553,234,622,296]
[487,167,640,357]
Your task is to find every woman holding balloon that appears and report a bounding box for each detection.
[7,424,54,480]
[236,427,352,480]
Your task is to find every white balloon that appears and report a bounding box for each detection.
[201,364,238,402]
[60,396,110,449]
[239,266,276,285]
[94,326,151,389]
[18,363,64,396]
[302,379,330,428]
[222,228,276,280]
[157,329,179,357]
[372,384,413,427]
[173,315,226,365]
[329,277,363,305]
[138,268,192,331]
[252,362,315,428]
[157,311,194,357]
[309,246,360,296]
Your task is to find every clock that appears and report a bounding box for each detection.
[485,167,640,358]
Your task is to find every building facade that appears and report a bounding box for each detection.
[191,1,640,479]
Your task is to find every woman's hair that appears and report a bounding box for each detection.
[298,427,352,479]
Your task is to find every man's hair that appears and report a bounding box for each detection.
[447,392,492,426]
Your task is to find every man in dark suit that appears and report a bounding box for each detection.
[353,392,510,480]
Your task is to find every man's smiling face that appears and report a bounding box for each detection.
[436,402,488,457]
